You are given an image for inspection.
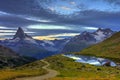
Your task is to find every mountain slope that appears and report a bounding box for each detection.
[0,59,47,80]
[0,45,35,68]
[0,27,52,59]
[75,32,120,62]
[45,55,120,80]
[62,28,114,53]
[36,39,69,52]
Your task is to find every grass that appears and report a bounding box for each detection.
[45,55,120,80]
[0,60,47,80]
[0,54,120,80]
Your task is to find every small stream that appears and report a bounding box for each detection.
[64,54,117,67]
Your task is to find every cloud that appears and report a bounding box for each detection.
[0,26,7,29]
[27,24,72,30]
[104,0,120,6]
[33,33,80,40]
[0,33,14,37]
[70,2,76,5]
[82,27,98,30]
[24,17,54,23]
[0,26,35,38]
[48,7,55,12]
[60,6,73,10]
[58,10,120,30]
[0,11,10,15]
[76,3,88,10]
[0,0,120,39]
[33,36,61,40]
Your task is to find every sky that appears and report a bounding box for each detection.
[0,0,120,40]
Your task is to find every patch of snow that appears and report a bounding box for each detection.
[40,43,46,47]
[43,40,54,46]
[8,38,20,42]
[94,31,106,41]
[24,38,37,44]
[65,40,70,43]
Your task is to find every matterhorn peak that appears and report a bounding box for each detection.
[13,27,32,39]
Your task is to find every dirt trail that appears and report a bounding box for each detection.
[14,60,59,80]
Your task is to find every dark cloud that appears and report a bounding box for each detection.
[28,29,80,36]
[0,0,120,39]
[76,3,88,10]
[57,10,120,30]
[0,15,39,27]
[104,0,120,6]
[0,0,62,20]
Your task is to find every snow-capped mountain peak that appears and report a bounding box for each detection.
[11,27,37,44]
[13,27,32,39]
[93,28,114,42]
[62,28,115,53]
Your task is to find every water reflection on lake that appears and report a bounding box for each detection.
[64,54,117,67]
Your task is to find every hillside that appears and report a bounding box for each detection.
[0,45,35,68]
[74,32,120,62]
[0,60,47,80]
[0,54,120,80]
[45,55,120,80]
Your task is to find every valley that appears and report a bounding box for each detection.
[0,28,120,80]
[0,55,120,80]
[45,55,120,80]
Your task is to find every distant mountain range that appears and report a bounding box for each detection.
[0,27,69,59]
[75,32,120,62]
[62,28,114,53]
[0,27,115,59]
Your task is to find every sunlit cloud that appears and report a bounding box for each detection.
[48,7,55,12]
[0,33,14,36]
[60,6,73,10]
[33,33,79,40]
[82,27,98,30]
[0,30,16,33]
[27,24,72,30]
[49,33,80,37]
[24,17,53,23]
[0,26,8,29]
[0,11,11,15]
[0,30,35,34]
[33,36,62,40]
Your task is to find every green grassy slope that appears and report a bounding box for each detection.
[0,60,47,80]
[0,44,47,80]
[0,54,120,80]
[45,55,120,80]
[74,32,120,62]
